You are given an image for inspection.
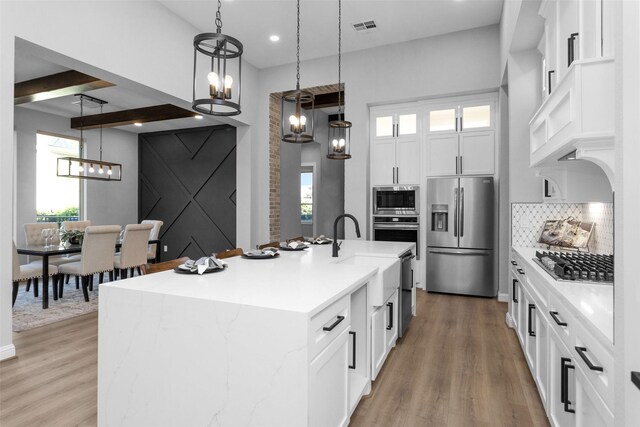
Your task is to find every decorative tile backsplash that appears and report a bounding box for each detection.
[511,203,614,254]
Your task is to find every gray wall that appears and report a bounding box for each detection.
[279,137,302,241]
[14,107,138,248]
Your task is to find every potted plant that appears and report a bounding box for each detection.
[61,229,84,246]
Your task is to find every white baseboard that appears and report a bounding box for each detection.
[0,344,16,361]
[505,312,515,329]
[497,292,509,302]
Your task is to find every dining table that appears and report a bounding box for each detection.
[16,239,161,309]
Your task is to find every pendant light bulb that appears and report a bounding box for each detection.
[208,72,220,93]
[107,166,113,175]
[89,164,95,173]
[98,166,104,174]
[78,162,84,172]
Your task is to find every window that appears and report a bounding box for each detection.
[301,169,313,223]
[36,132,81,225]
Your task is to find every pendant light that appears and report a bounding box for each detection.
[327,0,351,160]
[281,0,315,143]
[57,95,122,181]
[192,0,243,116]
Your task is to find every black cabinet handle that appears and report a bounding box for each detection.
[517,268,525,275]
[386,302,394,330]
[568,32,579,67]
[550,311,568,327]
[512,279,518,303]
[323,315,345,332]
[349,331,356,369]
[511,260,517,266]
[575,346,603,372]
[632,371,640,390]
[528,304,536,337]
[561,357,576,413]
[548,70,555,94]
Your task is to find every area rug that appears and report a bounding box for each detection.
[12,279,101,332]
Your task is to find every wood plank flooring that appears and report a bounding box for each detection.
[0,291,548,427]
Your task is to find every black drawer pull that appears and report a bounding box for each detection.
[550,311,568,327]
[528,304,536,337]
[632,371,640,391]
[517,268,525,275]
[575,346,603,372]
[386,302,394,330]
[349,331,356,370]
[323,315,345,332]
[512,279,518,303]
[511,260,517,266]
[561,357,576,413]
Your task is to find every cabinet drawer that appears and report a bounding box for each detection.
[548,294,576,351]
[573,324,614,410]
[310,295,351,359]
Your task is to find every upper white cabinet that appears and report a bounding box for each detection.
[371,106,420,185]
[425,101,495,177]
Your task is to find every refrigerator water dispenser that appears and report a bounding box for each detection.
[431,204,448,232]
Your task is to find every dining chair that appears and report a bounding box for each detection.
[114,223,154,279]
[62,220,91,232]
[57,225,121,301]
[140,257,190,275]
[12,242,59,307]
[141,220,163,263]
[257,241,279,249]
[215,248,244,259]
[23,222,80,267]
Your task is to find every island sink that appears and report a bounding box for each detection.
[333,255,400,306]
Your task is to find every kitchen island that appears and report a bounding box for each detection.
[98,240,414,427]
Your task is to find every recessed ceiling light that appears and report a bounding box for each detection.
[194,115,203,120]
[270,35,280,42]
[134,122,143,127]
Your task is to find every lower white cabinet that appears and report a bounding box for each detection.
[371,289,399,380]
[309,328,350,427]
[549,327,576,427]
[385,290,399,353]
[574,363,614,427]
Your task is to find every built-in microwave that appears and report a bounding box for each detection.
[373,186,419,215]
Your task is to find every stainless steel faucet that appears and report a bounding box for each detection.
[332,214,361,257]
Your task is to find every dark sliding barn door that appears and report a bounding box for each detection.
[138,125,236,261]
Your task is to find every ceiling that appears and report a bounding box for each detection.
[14,0,504,133]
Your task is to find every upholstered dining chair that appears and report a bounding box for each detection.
[114,223,154,279]
[57,225,121,301]
[62,220,91,232]
[215,248,244,259]
[12,242,59,306]
[141,220,163,263]
[140,257,189,275]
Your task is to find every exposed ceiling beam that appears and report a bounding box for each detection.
[302,91,344,109]
[14,70,114,105]
[70,104,199,130]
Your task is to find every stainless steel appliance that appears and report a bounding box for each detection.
[426,177,495,296]
[533,251,614,283]
[373,186,419,215]
[399,251,415,338]
[373,216,420,260]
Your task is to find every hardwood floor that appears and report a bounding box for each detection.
[0,292,548,427]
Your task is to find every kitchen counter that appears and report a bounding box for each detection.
[98,240,414,426]
[512,247,613,346]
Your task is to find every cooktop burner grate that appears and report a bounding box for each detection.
[533,251,614,284]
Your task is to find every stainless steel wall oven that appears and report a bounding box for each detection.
[372,216,420,260]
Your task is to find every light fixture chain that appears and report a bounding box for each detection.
[99,103,103,162]
[296,0,301,89]
[215,0,223,31]
[338,0,342,114]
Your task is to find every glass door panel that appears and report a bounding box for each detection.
[375,116,394,137]
[429,109,456,132]
[398,113,417,135]
[461,105,491,130]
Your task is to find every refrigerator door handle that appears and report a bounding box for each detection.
[427,249,491,256]
[460,187,464,237]
[453,188,458,237]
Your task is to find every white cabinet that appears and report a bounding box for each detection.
[574,363,614,427]
[371,289,399,381]
[370,106,420,185]
[549,328,577,427]
[309,328,350,427]
[426,131,495,177]
[384,290,399,353]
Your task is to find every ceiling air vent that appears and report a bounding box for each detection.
[353,20,377,32]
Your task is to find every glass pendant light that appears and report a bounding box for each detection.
[328,0,351,159]
[281,0,315,143]
[192,0,243,116]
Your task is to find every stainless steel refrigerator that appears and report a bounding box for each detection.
[426,177,495,297]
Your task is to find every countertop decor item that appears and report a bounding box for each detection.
[192,0,243,116]
[281,0,315,143]
[327,0,352,160]
[57,95,122,181]
[538,217,594,249]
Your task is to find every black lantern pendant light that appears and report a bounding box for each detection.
[57,95,122,181]
[281,0,315,143]
[327,0,351,160]
[192,0,243,116]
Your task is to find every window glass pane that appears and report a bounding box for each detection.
[429,109,456,132]
[375,116,393,137]
[462,105,491,129]
[36,133,80,226]
[301,171,313,223]
[398,114,417,135]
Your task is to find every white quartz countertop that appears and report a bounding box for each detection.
[103,240,415,316]
[513,247,613,345]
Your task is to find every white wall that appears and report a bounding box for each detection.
[255,25,501,243]
[0,0,259,359]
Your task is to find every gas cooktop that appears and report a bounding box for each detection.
[533,251,614,284]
